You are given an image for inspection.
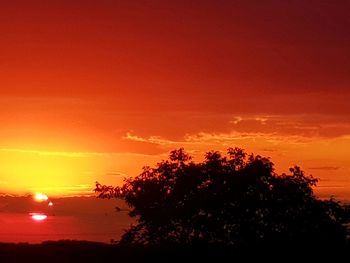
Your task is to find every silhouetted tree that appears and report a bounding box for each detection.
[95,148,350,246]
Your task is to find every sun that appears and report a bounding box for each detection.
[34,193,48,202]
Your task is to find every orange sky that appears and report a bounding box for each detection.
[0,0,350,199]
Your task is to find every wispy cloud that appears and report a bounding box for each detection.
[230,116,243,125]
[309,166,341,171]
[122,132,180,145]
[122,113,350,154]
[0,148,107,158]
[228,114,350,138]
[123,130,313,148]
[106,171,129,177]
[316,185,345,189]
[29,184,94,196]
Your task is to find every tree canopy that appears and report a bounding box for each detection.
[95,148,350,246]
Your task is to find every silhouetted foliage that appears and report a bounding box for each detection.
[95,148,350,246]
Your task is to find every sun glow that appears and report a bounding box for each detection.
[0,147,110,196]
[34,193,48,202]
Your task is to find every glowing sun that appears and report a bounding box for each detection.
[34,193,48,202]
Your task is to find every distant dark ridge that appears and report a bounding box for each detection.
[0,240,350,262]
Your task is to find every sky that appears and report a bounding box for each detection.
[0,0,349,199]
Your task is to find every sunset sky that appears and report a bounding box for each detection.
[0,0,349,199]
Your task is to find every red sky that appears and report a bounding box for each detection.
[0,0,350,199]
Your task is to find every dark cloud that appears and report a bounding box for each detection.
[0,196,128,215]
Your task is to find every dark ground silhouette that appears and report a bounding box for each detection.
[1,240,350,262]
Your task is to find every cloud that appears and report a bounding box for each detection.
[0,148,107,158]
[121,115,350,152]
[316,185,345,189]
[106,171,129,178]
[0,195,127,218]
[123,132,179,145]
[230,116,243,125]
[308,166,341,171]
[122,130,313,151]
[228,114,350,139]
[29,184,94,196]
[260,148,277,152]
